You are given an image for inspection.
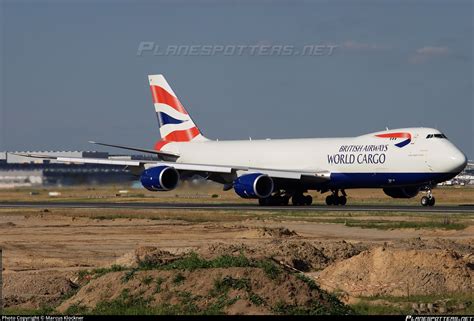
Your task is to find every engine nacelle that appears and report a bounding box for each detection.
[140,166,179,191]
[383,187,420,199]
[234,173,274,199]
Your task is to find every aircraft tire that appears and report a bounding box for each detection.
[292,194,304,206]
[429,197,435,206]
[338,196,347,206]
[421,196,430,206]
[325,195,334,206]
[281,196,290,206]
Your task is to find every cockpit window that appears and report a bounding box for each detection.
[426,133,447,139]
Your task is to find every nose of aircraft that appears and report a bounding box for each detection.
[449,147,468,173]
[428,142,467,175]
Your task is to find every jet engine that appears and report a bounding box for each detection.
[383,187,420,199]
[140,166,180,191]
[234,173,274,199]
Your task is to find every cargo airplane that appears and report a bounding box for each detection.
[18,75,468,206]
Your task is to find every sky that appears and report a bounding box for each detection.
[0,0,473,158]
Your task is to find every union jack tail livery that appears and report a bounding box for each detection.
[149,75,207,151]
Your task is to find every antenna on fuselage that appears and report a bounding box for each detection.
[385,127,389,131]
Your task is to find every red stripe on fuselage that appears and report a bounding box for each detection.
[150,85,188,114]
[375,132,411,139]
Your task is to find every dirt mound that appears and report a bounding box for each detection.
[200,240,367,272]
[3,271,77,309]
[316,247,473,297]
[114,246,178,268]
[58,267,349,315]
[0,222,16,228]
[256,227,298,238]
[316,240,368,263]
[392,237,474,255]
[272,241,330,272]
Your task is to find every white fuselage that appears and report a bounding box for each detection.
[161,127,467,189]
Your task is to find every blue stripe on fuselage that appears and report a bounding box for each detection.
[328,172,458,189]
[395,139,411,148]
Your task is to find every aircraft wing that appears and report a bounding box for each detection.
[88,141,179,159]
[10,153,234,173]
[11,153,330,181]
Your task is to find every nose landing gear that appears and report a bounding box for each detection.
[420,189,435,207]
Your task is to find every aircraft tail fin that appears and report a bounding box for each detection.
[148,74,208,150]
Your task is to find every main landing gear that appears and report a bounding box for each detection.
[420,188,435,207]
[292,192,313,206]
[258,191,312,206]
[325,189,347,206]
[258,192,290,206]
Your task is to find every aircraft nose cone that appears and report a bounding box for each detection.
[450,149,467,173]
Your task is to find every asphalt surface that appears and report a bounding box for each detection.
[0,202,473,213]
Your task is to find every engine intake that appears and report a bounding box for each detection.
[234,173,274,199]
[383,187,419,199]
[140,166,179,191]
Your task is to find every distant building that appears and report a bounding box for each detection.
[0,168,43,188]
[466,162,474,171]
[439,160,474,186]
[0,152,6,164]
[0,151,137,188]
